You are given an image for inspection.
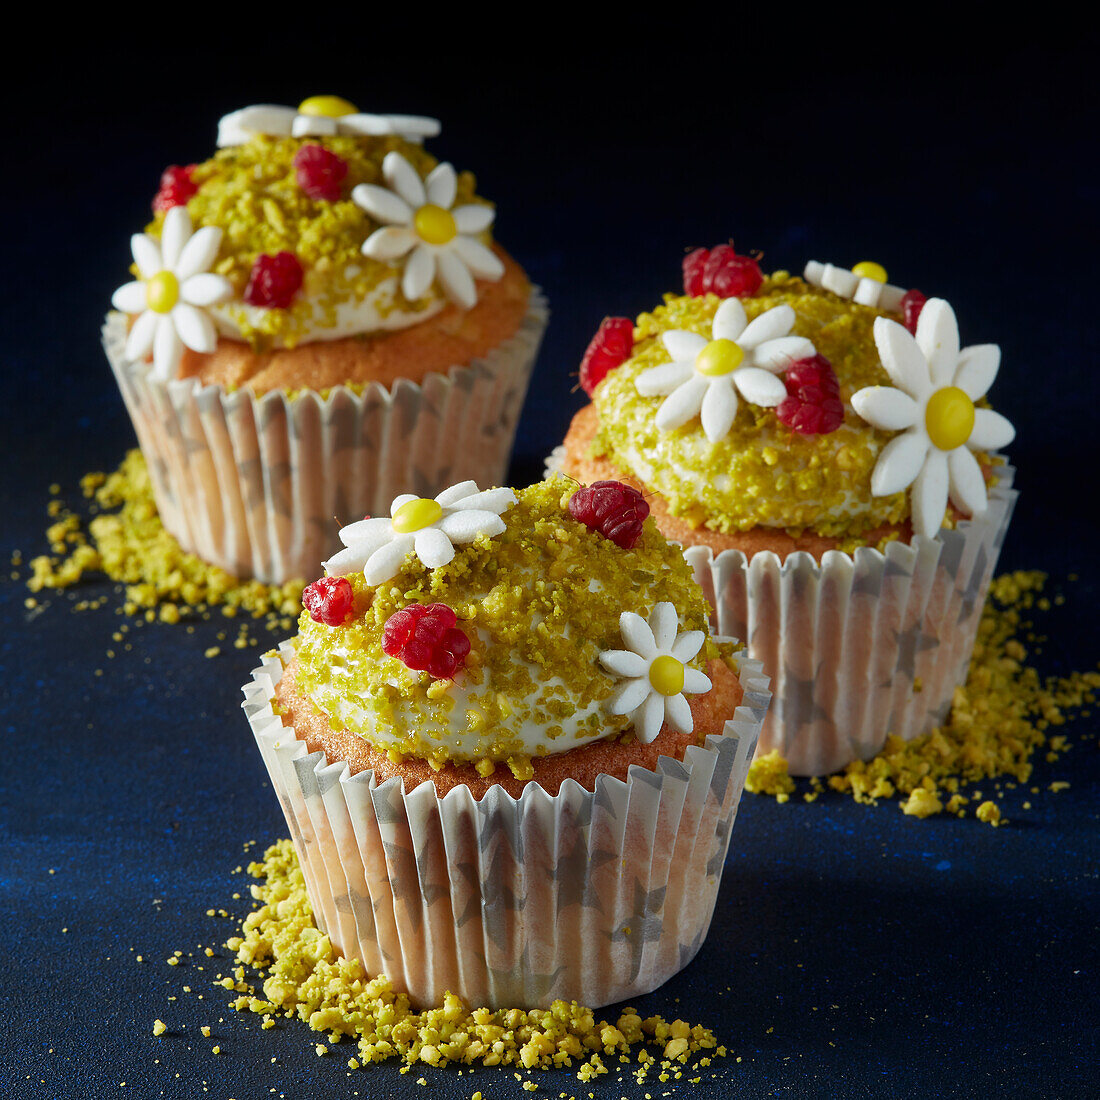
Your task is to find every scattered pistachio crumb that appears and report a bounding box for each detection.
[152,1020,167,1037]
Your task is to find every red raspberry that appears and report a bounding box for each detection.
[383,603,471,680]
[244,252,304,309]
[901,288,927,334]
[568,481,650,549]
[578,317,634,396]
[303,576,356,626]
[776,355,845,435]
[293,144,349,202]
[682,244,763,298]
[152,164,198,213]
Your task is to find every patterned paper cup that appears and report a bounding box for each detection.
[242,641,770,1010]
[683,466,1017,776]
[103,290,548,585]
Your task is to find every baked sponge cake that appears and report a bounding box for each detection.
[243,476,770,1008]
[105,96,547,583]
[557,246,1017,775]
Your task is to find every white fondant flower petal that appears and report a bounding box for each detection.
[954,344,1001,401]
[361,226,418,261]
[638,692,666,743]
[438,510,506,542]
[851,386,919,431]
[352,183,414,226]
[434,481,480,506]
[363,535,416,586]
[159,207,191,270]
[437,250,477,309]
[619,612,657,660]
[711,297,748,342]
[610,677,651,717]
[171,303,217,353]
[383,152,427,209]
[910,448,949,538]
[402,245,436,301]
[323,544,368,577]
[291,115,339,138]
[737,304,794,350]
[152,316,183,380]
[451,237,505,281]
[661,329,707,362]
[968,408,1016,451]
[174,226,223,280]
[390,494,419,514]
[700,377,738,442]
[664,693,694,736]
[649,602,679,652]
[180,273,233,307]
[873,317,931,398]
[733,367,787,408]
[750,336,815,373]
[871,430,930,497]
[414,526,456,569]
[131,234,162,280]
[445,487,516,513]
[948,446,988,518]
[656,376,709,431]
[635,360,694,397]
[334,518,393,557]
[671,630,706,664]
[452,205,495,234]
[599,650,648,679]
[915,299,960,387]
[425,162,457,209]
[682,667,712,695]
[124,308,158,361]
[112,281,147,314]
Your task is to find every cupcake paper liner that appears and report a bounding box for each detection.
[242,641,770,1010]
[104,290,548,585]
[544,449,1017,777]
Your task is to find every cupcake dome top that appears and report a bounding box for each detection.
[585,249,1015,545]
[291,477,730,777]
[112,97,507,376]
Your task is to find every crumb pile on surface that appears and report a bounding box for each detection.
[746,571,1099,822]
[211,840,727,1083]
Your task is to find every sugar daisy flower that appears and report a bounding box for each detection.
[636,298,815,442]
[323,481,517,585]
[111,206,233,380]
[351,151,503,309]
[851,299,1015,539]
[599,602,712,744]
[216,98,440,146]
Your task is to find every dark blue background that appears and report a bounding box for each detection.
[3,19,1097,1100]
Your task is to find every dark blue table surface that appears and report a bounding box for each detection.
[2,24,1097,1100]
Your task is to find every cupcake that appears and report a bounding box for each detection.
[555,246,1016,776]
[242,476,770,1008]
[105,96,547,583]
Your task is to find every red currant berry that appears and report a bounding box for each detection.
[302,576,356,626]
[244,252,304,309]
[682,244,763,298]
[568,480,650,549]
[578,317,634,396]
[293,144,349,202]
[382,603,470,680]
[152,164,198,213]
[901,288,927,335]
[775,355,845,435]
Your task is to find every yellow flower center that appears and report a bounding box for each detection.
[392,498,444,534]
[695,339,745,377]
[146,271,179,314]
[925,386,975,451]
[648,655,685,697]
[414,204,458,246]
[852,260,888,283]
[297,95,358,118]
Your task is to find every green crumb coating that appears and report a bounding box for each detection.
[292,477,724,771]
[592,274,914,538]
[141,134,491,349]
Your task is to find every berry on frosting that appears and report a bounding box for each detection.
[293,144,349,202]
[901,288,928,334]
[383,602,471,680]
[303,576,356,626]
[775,355,845,435]
[152,165,198,213]
[683,244,763,299]
[244,252,304,309]
[578,317,634,396]
[568,480,650,549]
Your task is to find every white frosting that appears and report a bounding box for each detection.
[216,104,441,147]
[634,297,815,442]
[352,151,503,310]
[804,260,906,311]
[324,481,517,584]
[850,299,1014,538]
[111,206,233,379]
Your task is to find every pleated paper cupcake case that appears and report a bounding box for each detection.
[103,289,548,584]
[243,641,771,1010]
